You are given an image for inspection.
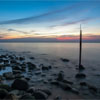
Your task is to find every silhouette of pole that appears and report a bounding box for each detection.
[79,24,82,69]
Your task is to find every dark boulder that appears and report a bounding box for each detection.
[57,71,64,81]
[20,94,35,100]
[0,89,8,99]
[75,73,86,79]
[60,58,69,62]
[59,82,72,91]
[80,82,87,86]
[33,91,47,100]
[11,79,29,91]
[27,87,35,94]
[40,89,52,96]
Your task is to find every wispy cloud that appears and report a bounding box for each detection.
[0,3,82,25]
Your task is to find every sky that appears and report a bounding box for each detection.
[0,0,100,42]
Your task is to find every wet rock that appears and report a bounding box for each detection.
[50,80,59,86]
[27,62,36,70]
[42,66,49,70]
[54,96,62,100]
[33,91,47,100]
[20,94,35,100]
[13,70,21,74]
[35,71,41,75]
[19,57,25,61]
[11,78,29,91]
[10,60,17,64]
[0,89,8,99]
[4,60,9,64]
[57,71,64,81]
[0,84,12,91]
[14,74,24,79]
[27,87,35,94]
[59,82,72,90]
[60,58,69,62]
[3,72,14,80]
[88,85,97,93]
[75,73,86,79]
[4,93,18,100]
[25,77,30,81]
[12,66,21,71]
[80,82,87,86]
[62,79,73,85]
[48,65,52,69]
[79,64,85,70]
[30,57,35,60]
[40,89,52,96]
[71,88,79,94]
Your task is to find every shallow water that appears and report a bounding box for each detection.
[0,43,100,98]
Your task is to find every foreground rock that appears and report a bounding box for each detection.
[33,91,48,100]
[11,78,29,91]
[20,94,35,100]
[0,89,8,99]
[4,94,18,100]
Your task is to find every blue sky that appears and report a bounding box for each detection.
[0,0,100,42]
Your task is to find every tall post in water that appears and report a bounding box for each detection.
[79,24,82,69]
[79,25,85,70]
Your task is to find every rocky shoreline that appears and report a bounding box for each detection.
[0,49,100,100]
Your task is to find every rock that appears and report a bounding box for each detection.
[80,82,87,86]
[60,58,69,62]
[79,64,85,70]
[12,66,21,71]
[0,89,8,99]
[10,60,17,64]
[48,65,52,69]
[14,74,24,79]
[19,57,25,61]
[42,66,49,70]
[0,84,12,91]
[75,73,86,79]
[3,72,14,80]
[13,70,21,74]
[71,88,79,94]
[27,62,36,70]
[20,94,35,100]
[50,80,59,85]
[54,96,62,100]
[30,57,35,60]
[11,78,29,91]
[10,90,19,95]
[35,71,41,75]
[33,91,47,100]
[88,85,97,93]
[4,94,18,100]
[27,87,35,94]
[57,71,64,81]
[62,79,73,85]
[59,82,72,90]
[40,89,52,96]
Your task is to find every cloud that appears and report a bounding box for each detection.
[0,3,81,25]
[7,28,29,34]
[50,17,94,28]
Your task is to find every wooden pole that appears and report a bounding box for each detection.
[79,24,82,69]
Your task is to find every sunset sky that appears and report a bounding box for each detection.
[0,0,100,42]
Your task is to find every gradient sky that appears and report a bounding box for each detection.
[0,0,100,42]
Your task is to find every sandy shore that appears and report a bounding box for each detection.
[0,48,100,100]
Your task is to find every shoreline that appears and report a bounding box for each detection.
[0,48,100,99]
